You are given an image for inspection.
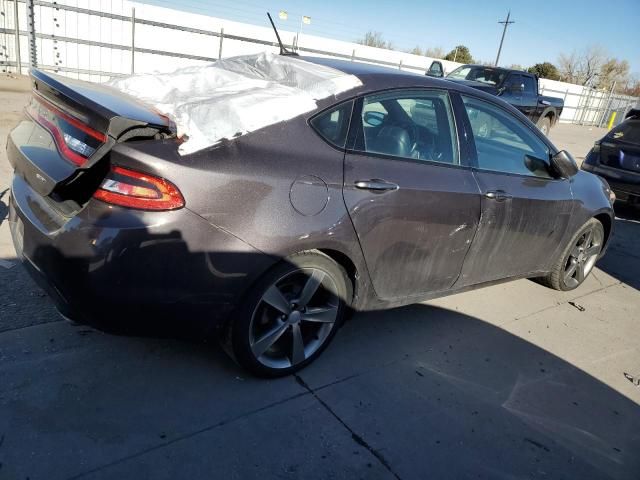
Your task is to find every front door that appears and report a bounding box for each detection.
[343,89,480,301]
[519,74,539,121]
[455,94,574,286]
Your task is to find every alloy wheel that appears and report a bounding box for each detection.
[563,226,603,288]
[249,268,340,369]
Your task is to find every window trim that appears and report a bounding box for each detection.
[455,91,563,180]
[346,87,464,169]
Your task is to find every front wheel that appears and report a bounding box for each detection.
[540,218,604,291]
[226,251,351,377]
[537,116,551,136]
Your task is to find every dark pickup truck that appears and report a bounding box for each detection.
[427,63,564,135]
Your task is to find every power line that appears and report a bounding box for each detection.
[495,10,514,67]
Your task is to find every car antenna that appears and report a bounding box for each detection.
[267,12,298,56]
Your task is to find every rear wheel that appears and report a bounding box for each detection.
[540,218,604,291]
[537,116,551,136]
[226,251,350,377]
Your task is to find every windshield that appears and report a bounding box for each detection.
[447,66,508,86]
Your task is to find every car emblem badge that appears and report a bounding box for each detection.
[35,173,46,183]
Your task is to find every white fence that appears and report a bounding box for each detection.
[1,0,637,126]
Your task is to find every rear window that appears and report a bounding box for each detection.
[310,101,354,148]
[607,119,640,144]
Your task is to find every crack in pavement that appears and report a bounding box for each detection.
[501,280,624,327]
[64,391,310,480]
[294,374,403,480]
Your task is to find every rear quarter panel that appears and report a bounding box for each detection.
[110,115,374,308]
[568,170,615,249]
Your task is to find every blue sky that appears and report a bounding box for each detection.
[141,0,640,74]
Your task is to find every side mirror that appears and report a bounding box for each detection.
[363,111,385,127]
[550,150,579,179]
[524,154,551,177]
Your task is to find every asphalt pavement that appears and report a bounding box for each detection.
[0,79,638,480]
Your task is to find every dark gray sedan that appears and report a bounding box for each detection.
[7,57,614,376]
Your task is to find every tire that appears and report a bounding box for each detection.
[537,116,551,136]
[539,218,605,291]
[225,251,351,377]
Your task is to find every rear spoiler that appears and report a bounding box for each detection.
[30,69,172,139]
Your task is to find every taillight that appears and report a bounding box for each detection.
[93,166,185,211]
[26,93,107,166]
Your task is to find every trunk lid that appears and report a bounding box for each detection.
[8,69,174,198]
[600,119,640,173]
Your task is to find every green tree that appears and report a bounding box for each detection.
[444,45,473,64]
[527,62,561,80]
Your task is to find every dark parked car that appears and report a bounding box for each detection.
[7,58,614,376]
[443,64,564,135]
[582,108,640,206]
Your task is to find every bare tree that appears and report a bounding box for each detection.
[356,31,394,50]
[580,45,607,85]
[558,45,606,85]
[598,58,630,91]
[408,46,424,56]
[425,47,445,59]
[622,74,640,96]
[557,51,580,83]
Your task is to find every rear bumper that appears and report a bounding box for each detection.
[581,162,640,200]
[8,174,274,334]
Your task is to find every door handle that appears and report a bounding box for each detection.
[484,190,512,202]
[354,179,399,192]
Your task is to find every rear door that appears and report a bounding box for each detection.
[342,89,481,301]
[454,94,574,286]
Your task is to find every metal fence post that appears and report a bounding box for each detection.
[130,8,135,74]
[26,0,37,67]
[578,86,592,125]
[218,27,224,59]
[350,49,355,62]
[398,59,402,70]
[598,82,616,128]
[13,0,22,74]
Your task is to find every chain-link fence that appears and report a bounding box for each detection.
[539,83,638,128]
[1,0,638,127]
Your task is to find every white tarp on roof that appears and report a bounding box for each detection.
[107,52,362,154]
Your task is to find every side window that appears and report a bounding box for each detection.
[357,90,459,165]
[310,100,353,148]
[503,73,520,91]
[427,61,443,77]
[522,75,536,95]
[462,95,551,178]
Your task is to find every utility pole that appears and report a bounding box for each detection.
[495,11,514,67]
